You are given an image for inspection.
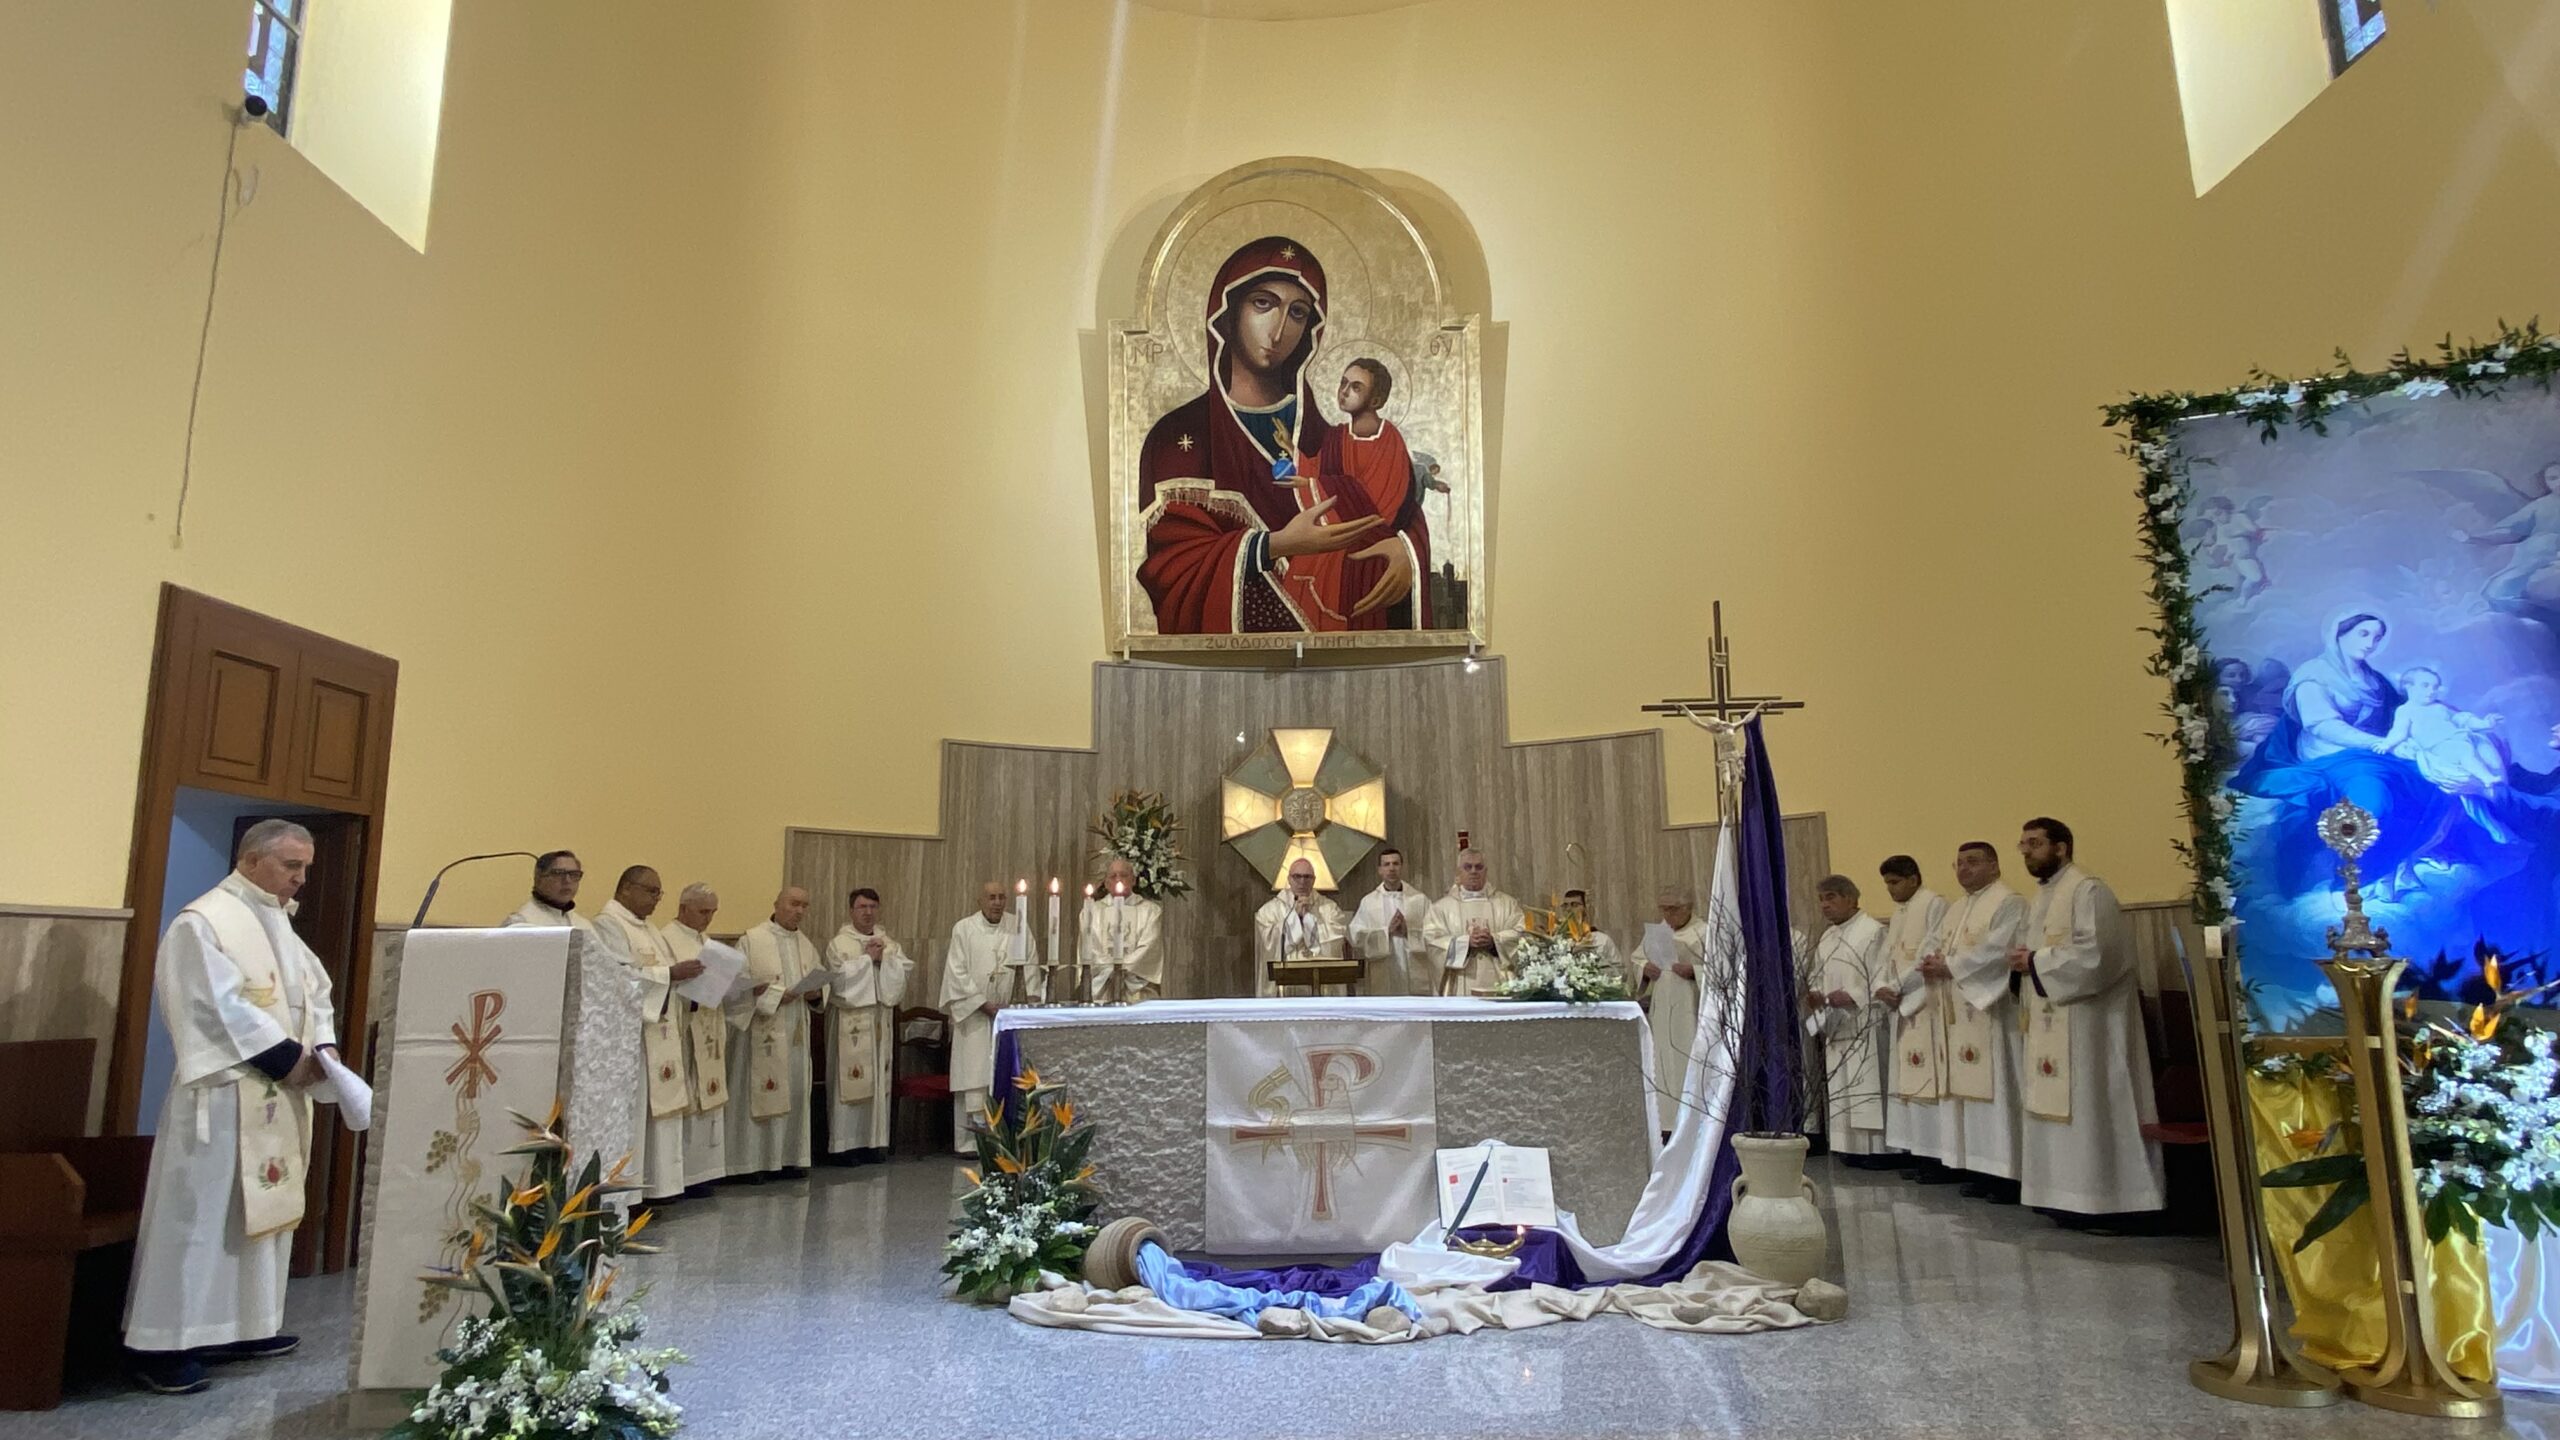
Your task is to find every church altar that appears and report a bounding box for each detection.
[995,997,1659,1254]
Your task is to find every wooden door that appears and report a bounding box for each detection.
[114,586,398,1276]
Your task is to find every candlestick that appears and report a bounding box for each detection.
[1048,877,1061,977]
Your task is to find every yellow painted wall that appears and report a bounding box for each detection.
[291,0,455,249]
[2166,0,2339,195]
[4,0,2557,932]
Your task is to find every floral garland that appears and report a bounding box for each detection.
[944,1067,1100,1302]
[1088,789,1192,903]
[2100,321,2560,924]
[1497,903,1630,1003]
[393,1105,682,1440]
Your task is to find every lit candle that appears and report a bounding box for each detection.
[2203,924,2224,961]
[1047,877,1061,969]
[1012,878,1029,963]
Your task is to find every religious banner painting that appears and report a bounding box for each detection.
[1108,156,1487,653]
[1204,1020,1435,1251]
[2172,383,2560,1019]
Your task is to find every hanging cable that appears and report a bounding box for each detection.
[173,99,262,549]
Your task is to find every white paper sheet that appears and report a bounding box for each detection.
[314,1047,373,1132]
[679,938,748,1007]
[1641,920,1677,970]
[785,965,833,1001]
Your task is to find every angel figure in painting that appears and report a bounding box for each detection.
[2426,461,2560,622]
[1135,236,1434,634]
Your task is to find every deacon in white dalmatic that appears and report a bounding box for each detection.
[823,886,914,1163]
[504,849,597,931]
[1254,857,1348,995]
[1868,855,1949,1166]
[1804,874,1893,1164]
[1421,848,1523,996]
[1345,846,1430,995]
[944,879,1035,1153]
[1639,883,1710,1125]
[1080,855,1167,1003]
[123,820,340,1395]
[2012,817,2165,1217]
[730,886,821,1179]
[591,865,704,1203]
[658,882,732,1192]
[1924,840,2030,1203]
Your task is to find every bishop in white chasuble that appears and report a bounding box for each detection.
[823,888,915,1159]
[1254,859,1348,996]
[1420,849,1522,996]
[1932,845,2029,1185]
[125,824,338,1373]
[659,884,729,1189]
[1345,847,1431,995]
[591,867,697,1202]
[1872,862,1949,1162]
[729,887,820,1177]
[1081,856,1167,1003]
[944,882,1034,1153]
[2014,821,2165,1216]
[1805,877,1893,1159]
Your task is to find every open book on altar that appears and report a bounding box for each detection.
[1436,1143,1557,1229]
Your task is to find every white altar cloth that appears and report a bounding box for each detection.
[997,997,1661,1254]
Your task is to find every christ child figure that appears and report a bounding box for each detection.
[2384,666,2511,796]
[1293,359,1434,630]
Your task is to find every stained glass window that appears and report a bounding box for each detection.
[244,0,303,134]
[2323,0,2385,75]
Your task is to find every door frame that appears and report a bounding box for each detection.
[112,585,398,1275]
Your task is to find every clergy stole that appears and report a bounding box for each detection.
[1896,1000,1945,1102]
[832,933,901,1106]
[2020,869,2090,1122]
[688,1003,729,1111]
[179,886,315,1241]
[747,925,814,1120]
[601,912,691,1121]
[1936,891,2002,1104]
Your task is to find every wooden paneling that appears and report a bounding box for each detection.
[787,657,1830,1004]
[194,648,289,791]
[0,909,126,1136]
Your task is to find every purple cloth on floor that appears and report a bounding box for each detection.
[1178,1254,1382,1296]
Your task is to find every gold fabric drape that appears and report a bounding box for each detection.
[2246,1068,2494,1382]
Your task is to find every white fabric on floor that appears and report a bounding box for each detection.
[994,994,1647,1032]
[2490,1221,2560,1391]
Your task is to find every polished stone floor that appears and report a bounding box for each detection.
[14,1156,2558,1440]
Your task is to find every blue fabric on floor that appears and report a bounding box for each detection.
[1138,1243,1424,1324]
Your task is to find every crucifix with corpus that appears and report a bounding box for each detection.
[1639,601,1806,819]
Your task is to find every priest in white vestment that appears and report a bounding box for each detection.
[1805,876,1893,1163]
[730,886,820,1179]
[1346,846,1431,996]
[123,821,339,1395]
[944,880,1034,1153]
[503,849,597,931]
[823,886,915,1162]
[1868,856,1949,1168]
[1255,858,1348,995]
[1421,848,1524,996]
[1081,855,1167,1003]
[591,866,703,1202]
[659,883,729,1194]
[1929,842,2030,1202]
[1639,884,1710,1129]
[2013,818,2165,1218]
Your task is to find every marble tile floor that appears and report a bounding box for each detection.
[13,1156,2557,1440]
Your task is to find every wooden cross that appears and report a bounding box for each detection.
[1639,601,1805,817]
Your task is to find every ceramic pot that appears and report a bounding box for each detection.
[1727,1132,1828,1287]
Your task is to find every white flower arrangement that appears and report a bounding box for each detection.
[1497,921,1631,1004]
[403,1315,684,1440]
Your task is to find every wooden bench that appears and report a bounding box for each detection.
[0,1038,153,1410]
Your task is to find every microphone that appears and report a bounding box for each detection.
[413,851,541,930]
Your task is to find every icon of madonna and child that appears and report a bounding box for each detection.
[1135,236,1446,637]
[2221,609,2560,1011]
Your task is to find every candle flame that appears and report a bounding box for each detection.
[1083,884,1095,898]
[1050,877,1061,894]
[1017,878,1028,894]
